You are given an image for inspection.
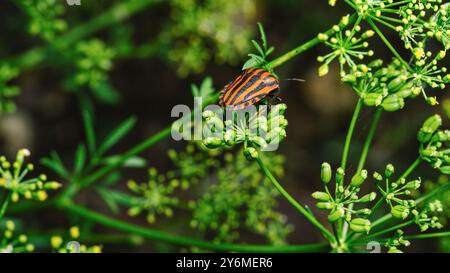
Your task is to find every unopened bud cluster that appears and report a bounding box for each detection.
[202,104,288,160]
[312,162,376,233]
[127,168,179,224]
[418,115,450,174]
[0,149,61,202]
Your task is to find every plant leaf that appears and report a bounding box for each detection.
[251,39,264,57]
[257,22,268,52]
[101,155,147,168]
[40,152,69,179]
[73,144,86,176]
[96,187,120,214]
[82,109,96,155]
[95,116,137,159]
[91,82,121,105]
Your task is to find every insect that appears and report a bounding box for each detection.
[218,68,280,110]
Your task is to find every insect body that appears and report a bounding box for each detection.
[218,68,280,110]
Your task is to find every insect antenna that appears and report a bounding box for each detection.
[282,78,306,83]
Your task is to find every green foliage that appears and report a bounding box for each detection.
[0,64,20,114]
[242,23,276,74]
[20,0,67,41]
[0,220,34,253]
[191,151,292,245]
[69,39,119,105]
[161,0,256,77]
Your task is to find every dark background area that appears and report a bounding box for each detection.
[0,0,448,252]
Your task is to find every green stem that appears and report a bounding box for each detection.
[255,157,336,244]
[342,109,382,241]
[398,157,422,181]
[336,98,364,242]
[357,109,382,172]
[57,200,329,253]
[341,98,364,172]
[0,192,12,220]
[349,231,450,246]
[402,231,450,240]
[358,219,415,242]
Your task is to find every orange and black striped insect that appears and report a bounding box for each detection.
[218,68,280,110]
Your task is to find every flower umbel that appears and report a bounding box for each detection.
[0,149,61,203]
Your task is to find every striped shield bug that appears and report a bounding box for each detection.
[218,68,280,110]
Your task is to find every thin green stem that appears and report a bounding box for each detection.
[57,200,329,253]
[398,157,422,181]
[366,18,410,70]
[255,157,336,244]
[341,98,363,172]
[342,109,383,241]
[357,109,382,172]
[0,192,12,220]
[402,231,450,240]
[358,219,415,242]
[349,231,450,246]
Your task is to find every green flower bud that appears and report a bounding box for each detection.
[335,167,345,185]
[373,171,383,181]
[385,164,394,178]
[350,169,368,187]
[381,95,404,112]
[421,114,442,134]
[311,191,331,202]
[44,181,62,190]
[373,67,388,78]
[243,147,258,161]
[318,63,329,76]
[391,205,410,219]
[328,207,345,222]
[387,75,407,92]
[439,165,450,174]
[203,137,223,149]
[265,127,286,144]
[404,179,421,190]
[202,110,216,119]
[223,130,237,145]
[357,208,372,215]
[359,192,377,202]
[417,115,442,143]
[205,116,224,132]
[349,218,371,233]
[269,103,287,116]
[321,162,332,184]
[363,93,383,107]
[250,136,268,149]
[316,202,333,210]
[269,115,288,129]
